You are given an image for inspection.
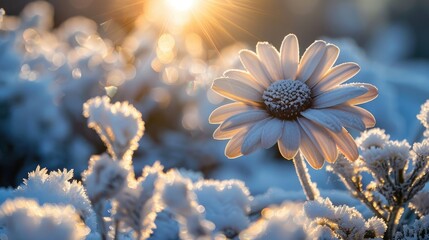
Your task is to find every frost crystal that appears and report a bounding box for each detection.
[193,179,251,238]
[0,198,90,240]
[409,191,429,217]
[304,198,386,239]
[83,96,145,160]
[82,153,129,203]
[417,100,429,130]
[412,139,429,158]
[14,166,97,231]
[395,216,429,240]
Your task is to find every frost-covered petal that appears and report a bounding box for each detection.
[278,120,301,159]
[299,128,325,169]
[220,110,268,131]
[306,44,339,88]
[256,42,283,81]
[261,118,283,149]
[224,69,265,91]
[209,102,256,124]
[322,107,366,131]
[280,34,299,80]
[212,78,263,105]
[312,63,360,96]
[242,119,268,155]
[312,85,368,108]
[346,83,378,105]
[239,49,271,87]
[301,108,342,132]
[332,105,376,128]
[225,129,248,158]
[328,128,359,161]
[297,40,326,82]
[298,118,338,163]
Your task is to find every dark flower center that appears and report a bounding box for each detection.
[262,79,312,120]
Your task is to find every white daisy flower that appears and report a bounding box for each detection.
[210,34,377,169]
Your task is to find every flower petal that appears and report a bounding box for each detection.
[224,69,265,92]
[241,119,268,155]
[239,49,271,87]
[213,126,244,140]
[297,40,327,82]
[312,84,368,109]
[322,107,366,131]
[220,110,268,131]
[306,44,340,88]
[333,105,376,128]
[225,128,248,158]
[280,34,299,80]
[299,128,324,169]
[212,77,263,105]
[312,62,360,96]
[278,120,300,159]
[261,118,283,149]
[298,118,338,163]
[301,108,342,132]
[346,83,378,105]
[328,128,359,161]
[256,42,283,82]
[209,102,256,124]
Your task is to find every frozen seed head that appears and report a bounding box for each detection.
[263,79,312,120]
[417,100,429,129]
[413,139,429,158]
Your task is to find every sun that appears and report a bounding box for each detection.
[165,0,198,12]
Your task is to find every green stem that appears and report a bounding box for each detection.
[293,152,320,201]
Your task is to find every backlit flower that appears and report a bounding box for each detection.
[210,34,377,168]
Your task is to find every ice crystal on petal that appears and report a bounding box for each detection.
[83,96,145,160]
[82,153,129,203]
[0,198,90,240]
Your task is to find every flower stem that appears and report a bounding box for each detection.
[293,152,320,201]
[95,202,107,240]
[385,206,403,240]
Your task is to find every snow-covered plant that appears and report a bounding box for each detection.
[328,101,429,239]
[417,100,429,138]
[193,179,252,238]
[304,198,386,239]
[395,216,429,240]
[0,198,90,240]
[158,171,215,240]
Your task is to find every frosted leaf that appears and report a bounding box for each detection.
[114,162,164,239]
[14,166,97,231]
[82,153,129,203]
[83,96,145,160]
[0,198,90,240]
[240,202,309,240]
[193,179,252,237]
[417,100,429,130]
[356,128,390,150]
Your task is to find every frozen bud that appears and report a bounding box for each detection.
[82,153,129,203]
[327,154,357,178]
[0,198,90,240]
[361,147,388,175]
[356,128,390,150]
[417,100,429,129]
[366,217,387,238]
[384,140,410,170]
[83,96,145,160]
[413,139,429,158]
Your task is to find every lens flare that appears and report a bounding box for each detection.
[166,0,198,12]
